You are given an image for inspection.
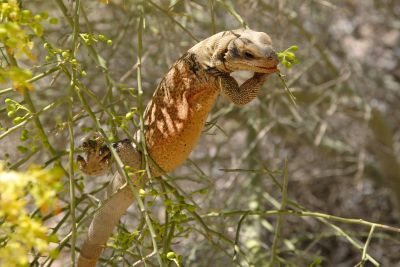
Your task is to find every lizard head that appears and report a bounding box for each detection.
[189,29,280,74]
[220,29,279,74]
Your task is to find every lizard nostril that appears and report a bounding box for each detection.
[268,51,278,61]
[264,46,278,62]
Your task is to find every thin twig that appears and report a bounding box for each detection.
[199,209,400,234]
[233,211,249,263]
[135,9,165,266]
[147,0,199,42]
[67,0,81,263]
[277,72,297,107]
[269,158,289,266]
[360,225,376,266]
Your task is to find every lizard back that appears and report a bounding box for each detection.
[144,53,220,172]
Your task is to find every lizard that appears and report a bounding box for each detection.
[76,28,279,267]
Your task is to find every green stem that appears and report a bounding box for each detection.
[146,0,199,42]
[136,9,165,266]
[66,0,81,264]
[360,225,376,266]
[209,0,216,34]
[53,0,118,133]
[277,72,297,107]
[0,98,63,140]
[160,180,173,254]
[67,121,77,265]
[232,211,249,263]
[269,159,289,266]
[4,49,64,169]
[199,209,400,234]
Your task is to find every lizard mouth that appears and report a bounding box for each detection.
[260,66,278,70]
[257,65,279,73]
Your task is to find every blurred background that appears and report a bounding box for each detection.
[1,0,400,266]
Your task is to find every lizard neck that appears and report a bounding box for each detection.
[188,32,233,73]
[144,52,221,172]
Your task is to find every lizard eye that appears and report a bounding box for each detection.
[244,52,254,59]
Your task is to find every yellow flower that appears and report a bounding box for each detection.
[0,162,61,267]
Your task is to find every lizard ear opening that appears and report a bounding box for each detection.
[217,48,228,62]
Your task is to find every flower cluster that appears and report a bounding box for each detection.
[0,0,57,92]
[278,45,299,69]
[0,163,62,266]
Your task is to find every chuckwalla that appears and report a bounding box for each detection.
[77,28,279,266]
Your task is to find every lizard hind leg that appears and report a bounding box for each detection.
[77,135,112,177]
[78,138,143,267]
[109,139,144,193]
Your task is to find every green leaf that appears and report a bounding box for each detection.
[285,51,295,60]
[39,12,49,20]
[17,145,28,153]
[12,116,25,124]
[31,23,43,36]
[166,251,177,260]
[49,17,58,25]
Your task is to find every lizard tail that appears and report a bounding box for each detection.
[78,183,134,267]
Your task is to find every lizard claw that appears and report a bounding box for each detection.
[77,135,111,176]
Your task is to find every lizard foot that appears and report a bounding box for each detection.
[77,135,111,176]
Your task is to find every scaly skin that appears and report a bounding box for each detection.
[77,28,279,266]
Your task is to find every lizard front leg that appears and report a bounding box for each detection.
[218,72,270,105]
